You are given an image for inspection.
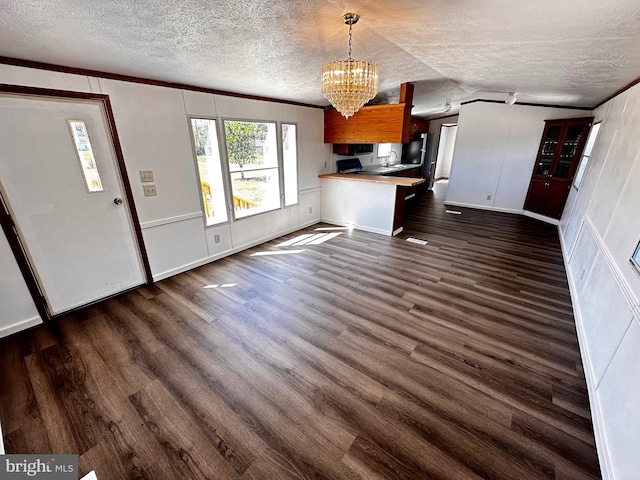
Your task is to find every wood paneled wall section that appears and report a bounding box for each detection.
[324,104,409,143]
[324,82,414,144]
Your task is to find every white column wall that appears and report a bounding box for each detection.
[0,64,328,337]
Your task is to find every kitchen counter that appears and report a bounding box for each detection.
[360,163,422,175]
[318,172,424,187]
[319,170,425,236]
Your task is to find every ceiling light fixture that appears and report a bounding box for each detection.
[506,92,517,105]
[322,13,379,119]
[443,101,452,112]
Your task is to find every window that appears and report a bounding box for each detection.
[224,120,281,219]
[67,119,103,192]
[190,118,228,226]
[282,123,298,206]
[190,118,300,223]
[573,122,601,190]
[377,143,392,158]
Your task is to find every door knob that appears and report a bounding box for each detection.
[113,198,123,205]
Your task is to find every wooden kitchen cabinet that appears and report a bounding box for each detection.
[524,117,593,219]
[385,166,422,198]
[409,118,430,140]
[385,166,421,178]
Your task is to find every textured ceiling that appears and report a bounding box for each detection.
[1,0,639,118]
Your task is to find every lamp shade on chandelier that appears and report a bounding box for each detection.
[322,13,379,119]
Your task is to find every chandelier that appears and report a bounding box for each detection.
[322,13,379,119]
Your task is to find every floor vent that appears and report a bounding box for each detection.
[406,237,428,245]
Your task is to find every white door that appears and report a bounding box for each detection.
[0,94,145,315]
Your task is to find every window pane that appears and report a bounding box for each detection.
[282,123,298,206]
[583,123,601,157]
[224,121,278,171]
[230,168,280,218]
[224,120,282,219]
[68,120,103,193]
[190,118,228,225]
[573,123,601,190]
[378,143,392,157]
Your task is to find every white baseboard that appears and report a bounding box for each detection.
[0,316,42,339]
[320,217,393,236]
[444,201,523,215]
[443,201,561,226]
[558,226,612,480]
[522,210,560,225]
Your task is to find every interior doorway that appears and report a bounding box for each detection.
[0,88,150,318]
[434,124,458,181]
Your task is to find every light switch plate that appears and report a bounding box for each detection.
[143,184,157,196]
[140,170,154,182]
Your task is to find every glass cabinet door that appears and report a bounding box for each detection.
[553,123,585,178]
[525,117,593,219]
[535,124,562,176]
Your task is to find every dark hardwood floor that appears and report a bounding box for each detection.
[0,181,601,479]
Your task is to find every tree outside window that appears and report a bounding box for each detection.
[224,120,280,218]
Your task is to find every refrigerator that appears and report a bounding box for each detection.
[402,133,436,192]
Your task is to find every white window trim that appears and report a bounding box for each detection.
[282,122,299,207]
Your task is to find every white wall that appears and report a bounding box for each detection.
[0,64,329,337]
[446,102,590,213]
[559,83,640,480]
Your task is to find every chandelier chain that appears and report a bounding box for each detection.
[348,21,353,59]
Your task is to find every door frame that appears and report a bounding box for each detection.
[0,83,153,321]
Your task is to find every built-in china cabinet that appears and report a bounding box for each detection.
[524,117,593,219]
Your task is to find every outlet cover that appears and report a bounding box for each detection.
[143,184,157,196]
[214,234,221,243]
[308,207,313,214]
[140,170,154,182]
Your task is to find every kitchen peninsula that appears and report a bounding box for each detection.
[318,172,425,236]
